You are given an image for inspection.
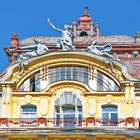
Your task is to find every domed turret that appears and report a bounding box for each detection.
[71,7,101,37]
[78,7,92,30]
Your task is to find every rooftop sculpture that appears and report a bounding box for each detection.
[48,19,75,50]
[17,38,49,62]
[88,40,113,59]
[88,40,117,75]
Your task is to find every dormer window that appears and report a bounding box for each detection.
[132,51,139,58]
[79,31,88,36]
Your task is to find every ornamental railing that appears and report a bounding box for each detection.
[0,117,139,130]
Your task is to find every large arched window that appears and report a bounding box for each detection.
[102,105,118,126]
[18,66,120,92]
[55,92,82,128]
[21,105,37,118]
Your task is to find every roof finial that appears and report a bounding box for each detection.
[72,18,77,26]
[84,6,89,16]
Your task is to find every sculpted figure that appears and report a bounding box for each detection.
[88,40,113,58]
[48,18,75,50]
[88,40,116,75]
[17,38,48,61]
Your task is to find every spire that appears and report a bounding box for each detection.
[84,6,89,16]
[72,18,77,26]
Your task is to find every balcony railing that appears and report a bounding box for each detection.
[0,117,139,130]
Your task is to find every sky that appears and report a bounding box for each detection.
[0,0,140,72]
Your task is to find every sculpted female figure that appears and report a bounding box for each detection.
[48,19,75,50]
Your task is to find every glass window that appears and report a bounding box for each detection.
[35,72,40,91]
[30,76,35,91]
[49,66,89,85]
[21,105,37,118]
[97,72,103,91]
[54,93,82,128]
[61,67,66,80]
[84,68,89,84]
[97,71,120,91]
[102,105,118,126]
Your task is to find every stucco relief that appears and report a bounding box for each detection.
[88,97,97,115]
[39,98,48,116]
[25,95,32,104]
[106,95,113,104]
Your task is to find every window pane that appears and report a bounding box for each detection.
[102,106,117,112]
[63,106,75,113]
[30,113,37,118]
[102,113,109,120]
[64,114,75,128]
[73,67,78,81]
[78,106,82,113]
[78,114,82,126]
[97,72,103,91]
[61,67,65,80]
[22,106,36,112]
[55,106,60,113]
[30,76,35,91]
[111,113,118,126]
[66,67,72,80]
[35,72,40,91]
[111,113,118,120]
[56,114,60,126]
[55,67,60,81]
[21,113,29,118]
[84,68,88,84]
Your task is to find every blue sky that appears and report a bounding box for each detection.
[0,0,140,72]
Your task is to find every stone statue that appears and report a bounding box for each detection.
[88,40,113,58]
[17,38,49,62]
[88,40,116,75]
[48,18,75,50]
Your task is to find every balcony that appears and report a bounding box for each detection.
[0,117,139,130]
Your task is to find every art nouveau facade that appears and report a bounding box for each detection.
[0,7,140,140]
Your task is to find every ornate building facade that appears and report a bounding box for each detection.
[0,7,140,140]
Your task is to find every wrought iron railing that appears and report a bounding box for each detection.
[0,117,139,130]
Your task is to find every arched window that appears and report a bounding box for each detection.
[55,92,82,128]
[21,105,37,118]
[102,105,118,126]
[79,31,88,36]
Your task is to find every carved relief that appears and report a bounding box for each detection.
[106,95,113,104]
[25,95,32,104]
